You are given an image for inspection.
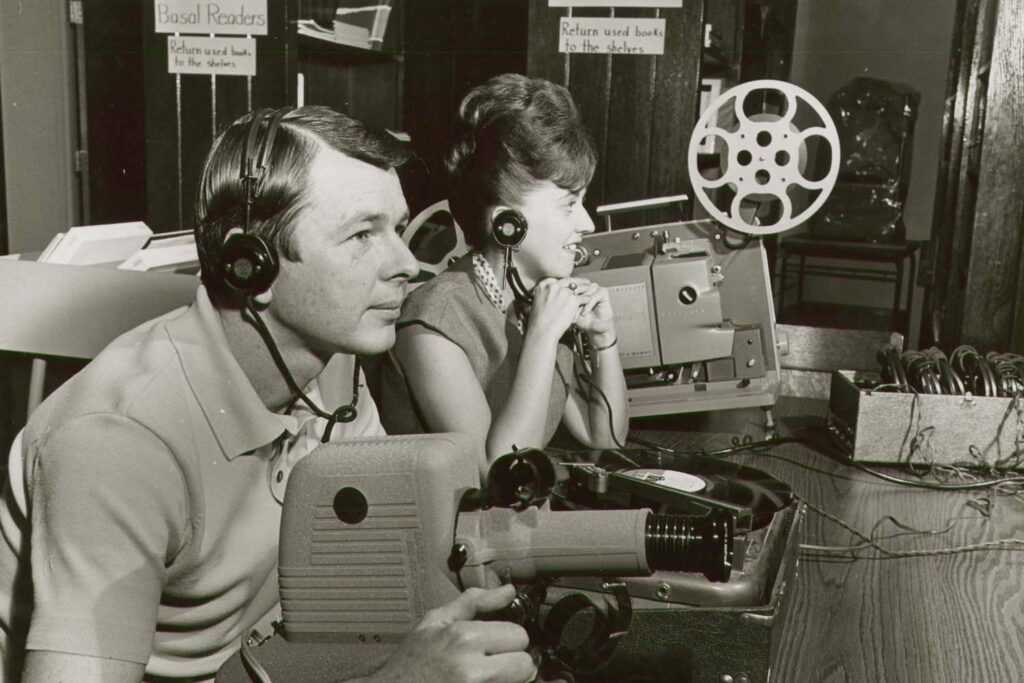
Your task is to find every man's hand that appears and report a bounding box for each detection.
[365,585,537,683]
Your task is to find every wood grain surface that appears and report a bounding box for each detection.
[637,397,1024,682]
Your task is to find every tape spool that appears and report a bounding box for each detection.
[686,80,840,236]
[401,199,468,279]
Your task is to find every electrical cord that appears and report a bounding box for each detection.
[239,630,274,683]
[879,345,1024,399]
[798,497,1024,560]
[570,330,627,450]
[244,300,360,443]
[629,428,1024,491]
[506,260,626,452]
[625,432,1024,558]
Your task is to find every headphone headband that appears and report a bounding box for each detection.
[242,107,292,205]
[222,106,293,296]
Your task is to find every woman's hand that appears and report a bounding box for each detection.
[528,278,585,342]
[565,278,615,346]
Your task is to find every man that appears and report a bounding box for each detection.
[0,106,535,683]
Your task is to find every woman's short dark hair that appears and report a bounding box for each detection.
[445,74,597,248]
[195,105,414,296]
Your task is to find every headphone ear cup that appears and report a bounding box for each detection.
[491,208,528,249]
[220,232,279,295]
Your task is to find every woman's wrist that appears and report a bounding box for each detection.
[588,331,617,350]
[524,323,563,349]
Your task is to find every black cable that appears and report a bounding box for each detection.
[570,330,626,450]
[244,300,359,443]
[506,252,533,306]
[720,226,754,251]
[631,429,1024,492]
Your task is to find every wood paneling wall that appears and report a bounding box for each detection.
[401,0,529,210]
[141,2,290,232]
[527,0,712,225]
[961,1,1024,351]
[141,0,526,231]
[922,0,1024,352]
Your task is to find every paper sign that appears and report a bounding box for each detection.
[168,36,257,76]
[154,0,268,35]
[550,0,681,6]
[559,17,666,55]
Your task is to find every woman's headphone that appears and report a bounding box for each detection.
[219,107,291,295]
[491,207,528,249]
[491,207,533,304]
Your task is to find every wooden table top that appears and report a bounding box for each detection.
[218,399,1024,682]
[636,398,1024,682]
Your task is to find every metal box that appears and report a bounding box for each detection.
[829,370,1023,466]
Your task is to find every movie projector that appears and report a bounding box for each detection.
[404,80,841,421]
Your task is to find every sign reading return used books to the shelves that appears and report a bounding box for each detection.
[154,0,268,35]
[559,17,666,54]
[550,0,681,6]
[167,36,256,76]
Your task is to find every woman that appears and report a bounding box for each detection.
[381,73,627,476]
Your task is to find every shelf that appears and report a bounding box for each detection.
[295,31,398,61]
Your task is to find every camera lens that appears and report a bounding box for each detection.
[644,511,734,582]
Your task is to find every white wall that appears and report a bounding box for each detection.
[0,0,80,253]
[787,0,958,345]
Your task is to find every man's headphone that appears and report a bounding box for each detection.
[218,106,361,440]
[219,107,292,295]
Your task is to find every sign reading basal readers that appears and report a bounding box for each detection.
[559,17,666,54]
[168,36,256,76]
[155,0,268,35]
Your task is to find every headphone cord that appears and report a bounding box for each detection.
[570,328,627,450]
[503,256,625,450]
[244,300,359,443]
[505,249,534,306]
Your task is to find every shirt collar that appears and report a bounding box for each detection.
[164,286,302,460]
[471,250,510,313]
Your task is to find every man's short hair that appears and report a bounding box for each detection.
[445,74,597,248]
[194,106,415,296]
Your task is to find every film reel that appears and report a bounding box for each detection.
[401,199,469,282]
[686,80,840,236]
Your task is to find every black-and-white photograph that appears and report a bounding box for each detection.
[1,0,1021,681]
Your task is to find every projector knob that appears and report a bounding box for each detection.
[678,286,698,305]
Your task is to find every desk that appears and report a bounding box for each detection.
[219,400,1024,682]
[640,400,1024,682]
[777,237,922,336]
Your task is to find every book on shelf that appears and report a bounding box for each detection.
[296,19,335,41]
[296,2,393,51]
[118,230,200,274]
[38,221,153,266]
[335,1,393,50]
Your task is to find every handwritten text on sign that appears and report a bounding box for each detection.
[154,0,268,35]
[168,36,256,76]
[559,17,665,55]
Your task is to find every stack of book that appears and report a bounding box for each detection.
[39,221,153,266]
[36,222,199,274]
[118,230,200,274]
